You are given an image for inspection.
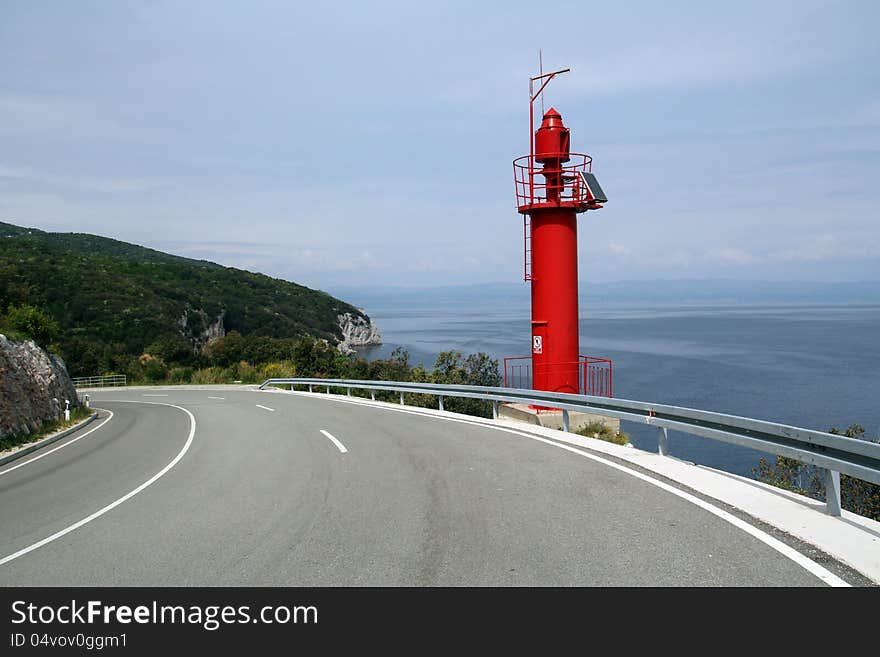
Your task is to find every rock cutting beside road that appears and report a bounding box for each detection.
[0,334,79,439]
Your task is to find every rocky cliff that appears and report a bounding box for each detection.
[0,334,79,439]
[178,307,226,351]
[336,312,382,355]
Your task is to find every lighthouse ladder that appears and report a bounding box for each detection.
[523,214,533,281]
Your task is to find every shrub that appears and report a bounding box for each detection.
[260,360,297,380]
[169,366,194,383]
[133,353,169,382]
[576,420,629,446]
[190,367,231,384]
[146,334,194,364]
[754,424,880,520]
[3,304,60,347]
[427,350,501,418]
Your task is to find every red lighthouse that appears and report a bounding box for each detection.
[507,67,612,397]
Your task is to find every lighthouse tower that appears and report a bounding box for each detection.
[509,68,611,396]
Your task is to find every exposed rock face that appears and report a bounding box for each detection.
[0,334,79,439]
[178,308,226,351]
[203,311,226,345]
[336,312,382,355]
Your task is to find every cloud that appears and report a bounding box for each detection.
[0,2,877,287]
[555,2,877,101]
[0,93,137,142]
[608,243,633,257]
[0,164,166,194]
[776,234,875,262]
[708,248,756,265]
[848,97,880,128]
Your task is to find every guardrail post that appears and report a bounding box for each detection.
[347,387,351,397]
[400,392,405,405]
[492,400,499,419]
[658,427,669,456]
[370,390,376,401]
[562,409,570,433]
[308,384,313,393]
[824,469,842,516]
[326,385,330,394]
[438,396,444,412]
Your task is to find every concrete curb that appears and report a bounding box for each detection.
[0,412,99,468]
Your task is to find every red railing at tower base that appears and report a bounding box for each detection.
[503,355,613,398]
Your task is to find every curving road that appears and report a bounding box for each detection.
[0,388,842,586]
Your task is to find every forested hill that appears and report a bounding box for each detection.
[0,221,370,376]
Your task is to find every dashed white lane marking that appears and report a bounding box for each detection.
[255,404,275,412]
[319,430,348,454]
[0,401,196,567]
[208,396,225,400]
[142,394,168,397]
[0,412,115,477]
[267,389,852,587]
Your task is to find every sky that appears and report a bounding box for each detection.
[1,0,878,289]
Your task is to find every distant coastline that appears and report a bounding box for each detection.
[330,279,880,310]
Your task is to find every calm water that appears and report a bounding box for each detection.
[355,292,880,478]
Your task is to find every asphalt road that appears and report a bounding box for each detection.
[0,388,836,586]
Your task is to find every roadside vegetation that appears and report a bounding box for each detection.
[0,406,92,454]
[195,342,502,419]
[753,424,880,521]
[575,420,630,446]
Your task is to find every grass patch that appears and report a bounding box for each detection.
[575,420,630,446]
[0,406,92,453]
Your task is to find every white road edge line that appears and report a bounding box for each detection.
[255,404,275,412]
[0,401,196,568]
[274,390,851,587]
[319,429,348,454]
[0,411,115,477]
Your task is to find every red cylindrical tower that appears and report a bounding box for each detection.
[530,205,580,392]
[512,95,606,395]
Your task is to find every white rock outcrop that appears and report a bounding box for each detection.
[178,308,226,350]
[336,312,382,355]
[0,334,79,439]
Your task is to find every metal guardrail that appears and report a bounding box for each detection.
[259,377,880,517]
[72,374,127,389]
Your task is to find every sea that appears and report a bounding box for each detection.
[345,286,880,479]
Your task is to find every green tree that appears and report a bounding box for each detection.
[137,354,169,382]
[377,347,412,381]
[291,336,345,378]
[3,304,60,347]
[429,350,500,418]
[753,424,880,521]
[62,337,106,377]
[463,352,502,387]
[207,331,246,367]
[146,334,193,364]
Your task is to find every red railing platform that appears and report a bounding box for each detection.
[503,355,613,398]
